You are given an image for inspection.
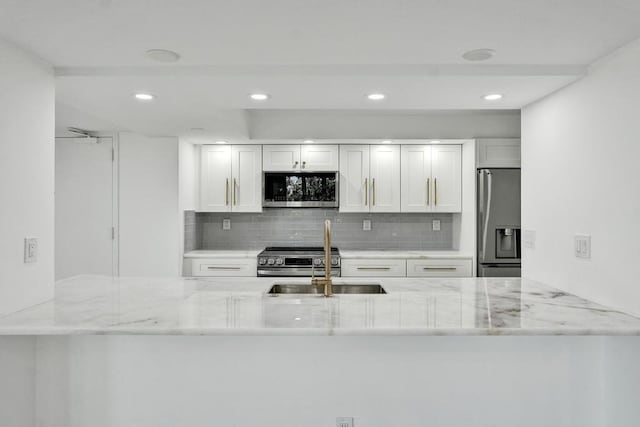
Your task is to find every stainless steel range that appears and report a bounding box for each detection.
[257,246,341,277]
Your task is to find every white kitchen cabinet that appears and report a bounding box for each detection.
[190,258,257,277]
[200,145,262,212]
[476,138,521,168]
[406,258,473,278]
[401,145,461,213]
[431,145,462,213]
[263,144,338,171]
[341,258,407,277]
[339,145,400,213]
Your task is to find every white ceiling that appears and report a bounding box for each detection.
[2,0,640,138]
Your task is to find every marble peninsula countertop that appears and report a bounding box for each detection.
[0,276,639,336]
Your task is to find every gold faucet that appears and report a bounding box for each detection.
[311,219,333,297]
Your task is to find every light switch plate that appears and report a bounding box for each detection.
[523,230,536,249]
[362,219,372,231]
[222,219,231,230]
[336,417,354,427]
[432,219,441,231]
[574,234,591,259]
[24,238,38,263]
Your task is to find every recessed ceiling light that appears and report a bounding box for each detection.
[367,93,386,101]
[303,140,314,144]
[250,93,269,101]
[145,49,181,63]
[134,93,154,101]
[462,48,496,62]
[215,140,227,144]
[381,140,392,144]
[483,93,503,101]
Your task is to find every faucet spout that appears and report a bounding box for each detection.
[311,219,333,296]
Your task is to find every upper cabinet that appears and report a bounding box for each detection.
[401,145,462,213]
[339,145,401,213]
[200,145,262,212]
[476,138,521,168]
[263,144,338,171]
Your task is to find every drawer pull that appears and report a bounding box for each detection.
[357,267,391,270]
[206,266,242,270]
[423,267,456,271]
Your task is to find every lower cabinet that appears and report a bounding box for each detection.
[341,258,407,277]
[342,257,473,278]
[190,258,257,277]
[406,259,473,278]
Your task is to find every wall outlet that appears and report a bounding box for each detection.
[362,219,372,231]
[523,230,536,249]
[432,219,441,231]
[222,218,231,230]
[336,417,354,427]
[574,234,591,259]
[24,238,38,263]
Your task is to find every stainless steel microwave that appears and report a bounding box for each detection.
[263,172,339,208]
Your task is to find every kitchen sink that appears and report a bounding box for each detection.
[267,283,387,295]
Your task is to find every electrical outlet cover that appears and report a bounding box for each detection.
[24,238,38,263]
[574,235,591,259]
[362,219,372,231]
[222,219,231,230]
[336,417,354,427]
[432,219,441,231]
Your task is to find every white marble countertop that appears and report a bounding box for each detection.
[340,250,473,259]
[0,275,639,336]
[184,250,262,258]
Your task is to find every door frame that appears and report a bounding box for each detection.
[55,132,119,276]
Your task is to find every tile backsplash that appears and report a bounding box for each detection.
[186,209,454,251]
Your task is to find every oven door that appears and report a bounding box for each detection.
[263,172,338,207]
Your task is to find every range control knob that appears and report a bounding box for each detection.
[258,257,267,265]
[331,257,339,266]
[313,258,323,266]
[267,258,275,265]
[275,258,284,265]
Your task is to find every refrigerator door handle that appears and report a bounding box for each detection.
[481,170,493,263]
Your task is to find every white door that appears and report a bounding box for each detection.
[231,145,262,212]
[369,145,401,212]
[300,144,339,171]
[339,145,370,212]
[55,137,116,280]
[262,145,301,171]
[431,145,462,212]
[200,145,232,212]
[401,145,432,212]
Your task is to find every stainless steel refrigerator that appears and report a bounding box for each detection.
[477,168,521,277]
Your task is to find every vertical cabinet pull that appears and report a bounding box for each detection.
[364,178,368,206]
[233,178,237,205]
[372,178,376,206]
[426,178,430,205]
[225,178,229,206]
[434,177,438,206]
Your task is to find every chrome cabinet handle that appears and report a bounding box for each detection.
[372,178,376,206]
[357,266,391,270]
[426,178,430,206]
[434,177,438,206]
[364,178,368,206]
[233,178,237,205]
[423,267,456,271]
[207,266,241,270]
[225,178,229,206]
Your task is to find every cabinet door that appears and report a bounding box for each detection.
[200,145,231,212]
[339,145,370,212]
[231,145,262,212]
[341,258,407,277]
[406,258,473,277]
[262,145,301,171]
[431,145,462,213]
[369,145,401,212]
[401,145,432,212]
[300,144,339,171]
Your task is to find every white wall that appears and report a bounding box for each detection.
[521,38,640,316]
[34,336,605,427]
[0,38,55,315]
[248,109,521,140]
[452,140,476,271]
[119,132,180,276]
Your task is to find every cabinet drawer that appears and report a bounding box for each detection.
[191,258,257,277]
[341,259,406,277]
[406,259,472,278]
